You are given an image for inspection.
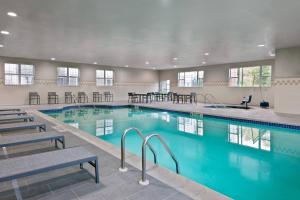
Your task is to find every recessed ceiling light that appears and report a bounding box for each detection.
[258,44,265,47]
[0,44,3,48]
[7,12,18,17]
[152,67,156,70]
[1,30,10,35]
[202,61,206,65]
[269,50,276,57]
[145,61,150,65]
[51,58,56,61]
[204,52,210,56]
[173,57,178,61]
[173,65,177,68]
[125,65,129,67]
[93,62,98,65]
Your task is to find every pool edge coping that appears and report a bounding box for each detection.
[32,109,231,200]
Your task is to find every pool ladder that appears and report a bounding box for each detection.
[119,127,180,186]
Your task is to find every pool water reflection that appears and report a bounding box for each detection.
[45,107,300,200]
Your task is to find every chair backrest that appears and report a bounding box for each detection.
[128,92,134,96]
[65,92,72,96]
[104,91,111,95]
[247,95,252,103]
[78,92,86,96]
[48,92,56,96]
[29,92,39,97]
[190,92,196,96]
[93,92,99,95]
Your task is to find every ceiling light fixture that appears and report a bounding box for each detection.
[1,30,10,35]
[269,50,276,57]
[173,65,177,68]
[152,67,156,70]
[173,57,178,61]
[145,61,150,65]
[51,58,56,61]
[258,44,265,47]
[125,65,129,67]
[204,52,210,56]
[7,12,18,17]
[93,62,98,65]
[0,44,3,48]
[202,61,206,65]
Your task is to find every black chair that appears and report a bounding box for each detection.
[29,92,40,105]
[48,92,59,104]
[167,92,173,101]
[241,95,252,109]
[128,93,138,103]
[65,92,74,104]
[104,92,113,102]
[189,92,197,103]
[93,92,102,102]
[78,92,88,103]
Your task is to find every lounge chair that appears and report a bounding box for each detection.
[128,93,138,103]
[0,147,99,183]
[0,108,21,112]
[0,115,34,123]
[241,95,252,109]
[65,92,75,104]
[0,131,65,149]
[48,92,59,104]
[78,92,88,103]
[104,92,113,102]
[0,111,27,116]
[93,92,102,102]
[29,92,40,105]
[0,122,46,132]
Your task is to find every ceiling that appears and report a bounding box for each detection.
[0,0,300,69]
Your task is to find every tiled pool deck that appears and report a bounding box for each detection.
[2,101,300,200]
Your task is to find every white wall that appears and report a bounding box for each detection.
[159,60,275,106]
[274,47,300,115]
[0,56,159,105]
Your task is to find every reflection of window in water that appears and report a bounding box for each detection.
[177,117,203,136]
[161,113,170,122]
[228,124,271,151]
[96,119,113,136]
[68,122,79,129]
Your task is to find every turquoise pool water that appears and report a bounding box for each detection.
[44,106,300,200]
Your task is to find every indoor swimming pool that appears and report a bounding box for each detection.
[43,106,300,200]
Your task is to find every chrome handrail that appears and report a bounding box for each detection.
[139,133,179,185]
[119,127,157,172]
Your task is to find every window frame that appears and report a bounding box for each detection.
[177,71,204,87]
[96,69,114,86]
[229,65,272,88]
[4,63,35,86]
[160,80,170,93]
[57,67,80,86]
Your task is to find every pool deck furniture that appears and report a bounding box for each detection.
[0,131,65,149]
[48,92,59,104]
[0,147,99,184]
[104,92,113,102]
[65,92,75,104]
[128,93,138,103]
[29,92,40,105]
[0,115,34,123]
[241,95,252,109]
[173,94,193,104]
[0,122,46,132]
[78,92,89,103]
[0,111,27,116]
[0,108,21,112]
[93,92,102,102]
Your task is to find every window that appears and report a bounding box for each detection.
[57,67,79,86]
[96,70,114,86]
[160,80,170,93]
[178,71,204,87]
[229,65,272,87]
[4,63,34,85]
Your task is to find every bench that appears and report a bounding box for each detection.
[0,131,65,149]
[0,147,99,183]
[0,115,34,123]
[0,111,27,116]
[0,122,46,132]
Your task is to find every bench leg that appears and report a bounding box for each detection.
[95,159,99,183]
[55,139,58,148]
[80,163,83,169]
